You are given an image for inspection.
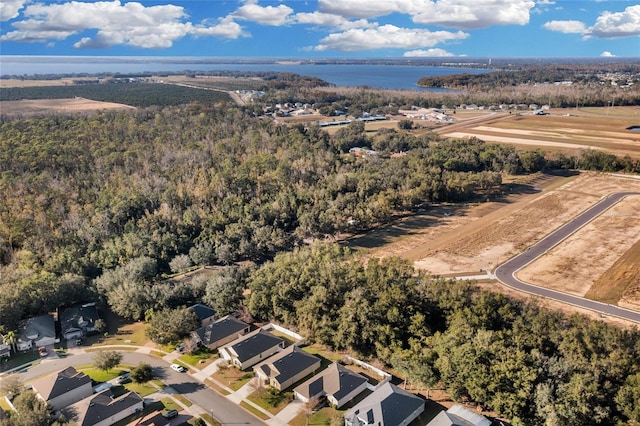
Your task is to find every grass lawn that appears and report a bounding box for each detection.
[152,379,166,389]
[124,381,157,397]
[247,387,293,415]
[289,407,342,426]
[301,344,343,364]
[240,401,270,420]
[205,379,230,395]
[149,350,166,358]
[0,350,40,371]
[212,365,254,391]
[173,394,192,407]
[200,412,222,426]
[160,397,181,412]
[180,348,217,367]
[79,367,129,383]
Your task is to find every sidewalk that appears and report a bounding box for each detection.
[1,342,305,425]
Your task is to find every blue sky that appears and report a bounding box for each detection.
[0,0,639,57]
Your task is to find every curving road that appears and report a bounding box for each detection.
[494,191,640,324]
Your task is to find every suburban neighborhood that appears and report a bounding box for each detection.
[0,297,494,426]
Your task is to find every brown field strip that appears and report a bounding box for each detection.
[586,239,640,306]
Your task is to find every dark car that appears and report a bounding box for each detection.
[163,409,178,419]
[116,376,132,385]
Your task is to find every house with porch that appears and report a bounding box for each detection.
[218,329,284,370]
[254,345,321,391]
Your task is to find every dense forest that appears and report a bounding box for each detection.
[1,100,640,425]
[0,82,231,108]
[247,244,640,426]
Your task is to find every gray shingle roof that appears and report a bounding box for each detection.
[193,316,249,347]
[189,303,216,321]
[64,389,143,426]
[31,366,91,401]
[294,363,368,402]
[255,345,320,385]
[229,329,283,363]
[345,382,424,426]
[60,303,99,335]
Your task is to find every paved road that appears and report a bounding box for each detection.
[14,352,264,426]
[495,191,640,324]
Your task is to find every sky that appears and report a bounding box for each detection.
[0,0,639,58]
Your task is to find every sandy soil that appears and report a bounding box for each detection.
[1,98,135,116]
[352,172,640,319]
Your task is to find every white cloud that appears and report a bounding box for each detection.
[318,0,536,30]
[543,5,640,39]
[312,24,468,52]
[0,0,28,21]
[404,48,456,57]
[293,11,372,30]
[318,0,417,20]
[0,0,247,48]
[600,51,616,57]
[590,4,640,38]
[233,2,293,26]
[411,0,536,29]
[543,20,587,34]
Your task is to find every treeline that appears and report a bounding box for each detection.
[2,104,640,329]
[417,64,640,89]
[0,83,231,108]
[246,244,640,426]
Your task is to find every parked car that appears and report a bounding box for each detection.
[116,373,131,384]
[163,409,178,419]
[75,338,82,346]
[170,363,186,373]
[175,343,185,353]
[38,346,48,357]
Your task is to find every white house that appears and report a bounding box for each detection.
[254,345,321,391]
[63,389,143,426]
[294,362,369,409]
[218,329,284,370]
[344,382,425,426]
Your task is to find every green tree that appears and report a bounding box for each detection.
[145,307,199,344]
[93,350,122,373]
[130,363,154,383]
[7,390,49,426]
[616,373,640,424]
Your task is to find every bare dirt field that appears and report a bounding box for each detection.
[439,107,640,159]
[349,172,640,318]
[1,98,135,116]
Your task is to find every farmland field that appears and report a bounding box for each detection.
[440,106,640,159]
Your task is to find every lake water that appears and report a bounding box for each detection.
[0,56,490,90]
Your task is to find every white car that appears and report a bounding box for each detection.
[170,363,187,373]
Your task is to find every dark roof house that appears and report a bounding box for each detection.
[17,314,56,351]
[64,389,144,426]
[219,328,284,370]
[344,382,425,426]
[31,367,93,410]
[294,362,369,409]
[254,345,321,391]
[191,315,250,350]
[60,303,100,340]
[189,303,216,326]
